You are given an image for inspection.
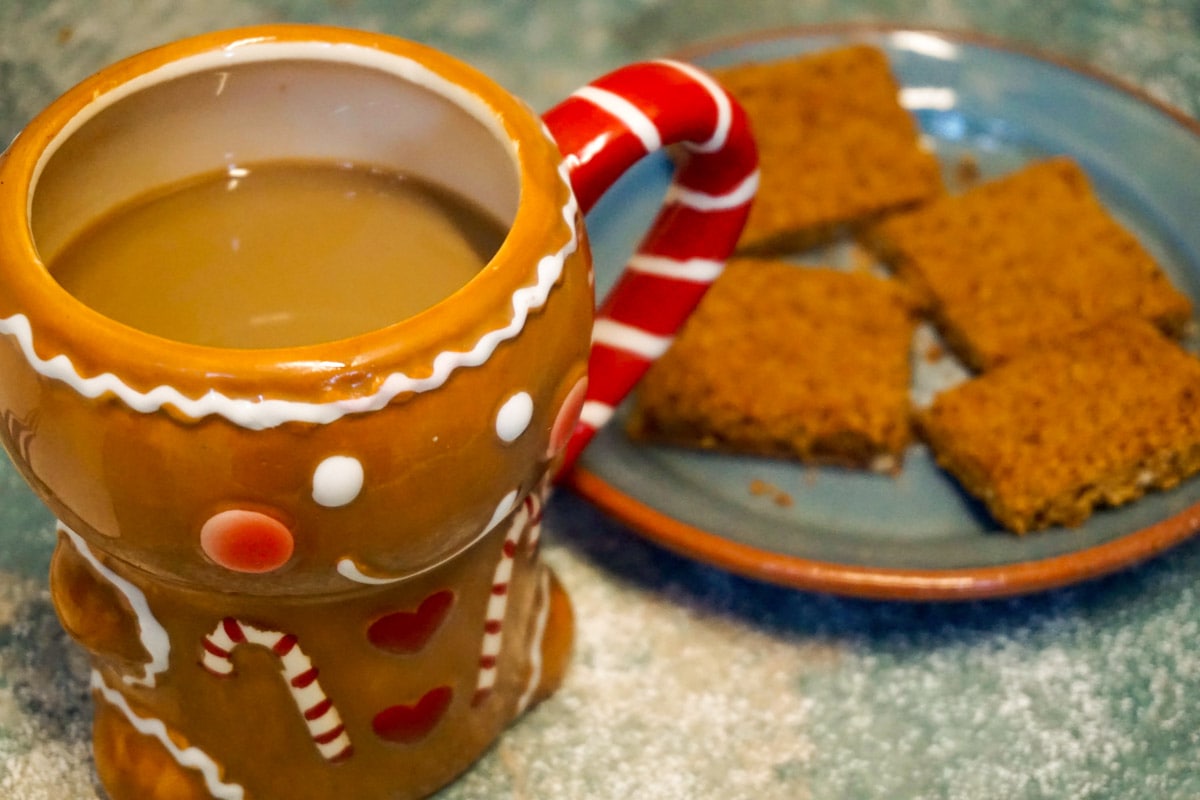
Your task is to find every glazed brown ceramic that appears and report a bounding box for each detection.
[0,25,756,799]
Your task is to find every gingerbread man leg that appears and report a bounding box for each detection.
[92,692,223,800]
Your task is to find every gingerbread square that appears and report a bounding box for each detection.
[627,259,918,471]
[713,44,943,254]
[866,157,1192,370]
[917,316,1200,533]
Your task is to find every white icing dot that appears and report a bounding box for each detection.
[496,391,534,443]
[312,456,364,507]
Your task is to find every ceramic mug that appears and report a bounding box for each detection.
[0,25,756,800]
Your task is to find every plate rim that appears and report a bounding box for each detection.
[566,22,1200,601]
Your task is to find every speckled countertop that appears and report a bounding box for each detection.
[2,2,1200,799]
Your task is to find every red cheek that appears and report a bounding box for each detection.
[548,377,588,458]
[200,509,294,573]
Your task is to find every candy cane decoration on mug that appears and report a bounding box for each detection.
[473,490,545,706]
[543,59,759,474]
[201,618,353,762]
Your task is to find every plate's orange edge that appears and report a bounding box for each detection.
[567,23,1200,601]
[567,466,1200,600]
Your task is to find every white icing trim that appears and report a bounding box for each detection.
[61,524,170,688]
[0,161,579,431]
[335,559,407,586]
[484,489,520,534]
[517,568,552,713]
[91,670,245,800]
[336,486,521,585]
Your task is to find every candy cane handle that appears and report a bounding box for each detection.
[542,60,758,476]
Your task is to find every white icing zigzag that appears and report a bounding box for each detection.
[337,487,520,586]
[0,163,578,432]
[61,524,171,689]
[91,670,245,800]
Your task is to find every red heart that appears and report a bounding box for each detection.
[372,686,453,743]
[367,590,454,653]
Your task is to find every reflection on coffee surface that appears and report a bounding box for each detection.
[51,160,506,348]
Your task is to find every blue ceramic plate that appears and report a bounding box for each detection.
[569,26,1200,600]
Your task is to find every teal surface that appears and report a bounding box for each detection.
[1,2,1199,799]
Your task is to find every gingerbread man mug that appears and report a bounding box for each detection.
[0,25,756,800]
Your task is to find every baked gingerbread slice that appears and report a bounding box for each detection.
[627,258,918,472]
[917,315,1200,534]
[712,44,943,254]
[865,157,1192,370]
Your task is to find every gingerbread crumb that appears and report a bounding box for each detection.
[748,478,794,507]
[953,153,981,188]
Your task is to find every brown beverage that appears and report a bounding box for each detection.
[50,160,506,348]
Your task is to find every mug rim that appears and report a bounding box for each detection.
[0,24,579,428]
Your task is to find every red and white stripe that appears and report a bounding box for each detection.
[542,58,759,474]
[472,490,545,706]
[201,618,353,762]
